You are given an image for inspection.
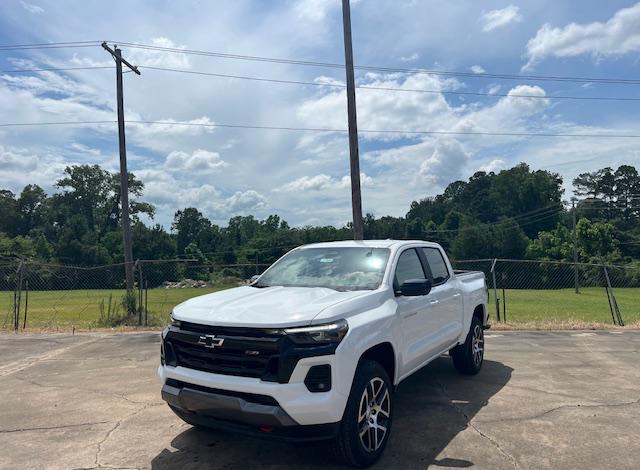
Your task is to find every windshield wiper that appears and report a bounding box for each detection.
[251,281,271,288]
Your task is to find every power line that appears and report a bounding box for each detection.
[4,64,639,102]
[424,208,564,234]
[3,119,640,139]
[114,41,640,85]
[3,39,640,85]
[0,41,101,51]
[138,65,640,102]
[1,66,113,73]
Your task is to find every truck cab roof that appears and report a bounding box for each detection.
[298,239,442,250]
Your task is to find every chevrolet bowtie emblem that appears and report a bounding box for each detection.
[197,334,225,348]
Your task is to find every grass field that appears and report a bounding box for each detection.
[1,286,638,330]
[1,286,233,330]
[489,287,639,325]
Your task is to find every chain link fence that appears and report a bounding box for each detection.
[1,258,271,330]
[452,259,640,326]
[2,256,639,330]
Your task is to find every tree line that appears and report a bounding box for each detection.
[1,163,639,273]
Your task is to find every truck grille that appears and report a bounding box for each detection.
[165,322,283,381]
[163,321,339,383]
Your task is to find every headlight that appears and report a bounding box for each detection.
[284,319,349,345]
[170,312,181,328]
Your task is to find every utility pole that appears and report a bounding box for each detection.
[572,198,580,294]
[102,42,140,301]
[341,0,364,240]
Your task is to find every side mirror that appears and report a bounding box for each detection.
[399,278,432,296]
[249,274,260,283]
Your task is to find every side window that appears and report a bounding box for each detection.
[422,248,450,285]
[394,249,426,289]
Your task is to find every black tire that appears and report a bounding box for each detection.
[450,316,484,375]
[331,360,393,468]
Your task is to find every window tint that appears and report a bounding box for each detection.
[423,248,450,284]
[394,249,426,288]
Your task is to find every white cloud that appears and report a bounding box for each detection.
[479,158,507,173]
[524,3,640,69]
[127,117,216,151]
[487,84,502,95]
[277,173,373,192]
[298,72,460,141]
[69,143,101,156]
[294,0,336,22]
[20,1,43,14]
[419,140,470,186]
[481,5,522,32]
[0,146,39,172]
[224,190,268,212]
[126,37,192,69]
[0,146,67,192]
[400,53,420,62]
[166,149,228,172]
[469,65,486,74]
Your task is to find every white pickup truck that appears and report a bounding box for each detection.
[159,240,488,467]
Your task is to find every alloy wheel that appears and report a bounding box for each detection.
[472,324,484,366]
[357,377,390,452]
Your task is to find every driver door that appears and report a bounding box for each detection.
[394,248,439,376]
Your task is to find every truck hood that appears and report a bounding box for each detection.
[171,285,370,328]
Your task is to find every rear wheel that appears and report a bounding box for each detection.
[331,360,392,467]
[450,316,484,375]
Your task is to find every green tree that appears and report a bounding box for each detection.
[0,190,18,237]
[172,208,211,255]
[17,184,47,235]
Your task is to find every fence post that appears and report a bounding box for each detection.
[490,258,501,322]
[144,280,148,326]
[13,260,24,331]
[22,279,29,329]
[603,266,624,326]
[136,260,143,326]
[572,198,580,294]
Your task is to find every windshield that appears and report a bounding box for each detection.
[256,247,390,291]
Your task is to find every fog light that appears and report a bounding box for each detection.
[304,365,331,392]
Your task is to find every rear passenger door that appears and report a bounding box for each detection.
[421,247,463,350]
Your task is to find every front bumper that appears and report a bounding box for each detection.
[162,379,297,427]
[162,379,340,441]
[158,351,349,426]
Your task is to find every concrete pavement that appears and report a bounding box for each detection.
[0,330,638,469]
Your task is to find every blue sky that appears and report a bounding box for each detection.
[1,0,640,228]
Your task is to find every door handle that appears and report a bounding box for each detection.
[452,293,461,298]
[429,299,439,305]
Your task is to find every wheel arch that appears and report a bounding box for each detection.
[473,303,486,325]
[358,342,397,385]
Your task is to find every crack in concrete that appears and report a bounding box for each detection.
[93,403,163,469]
[0,421,110,434]
[436,379,521,470]
[478,397,640,424]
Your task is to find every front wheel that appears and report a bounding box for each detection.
[331,360,393,467]
[450,317,484,375]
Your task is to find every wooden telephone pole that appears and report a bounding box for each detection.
[102,42,140,298]
[341,0,364,240]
